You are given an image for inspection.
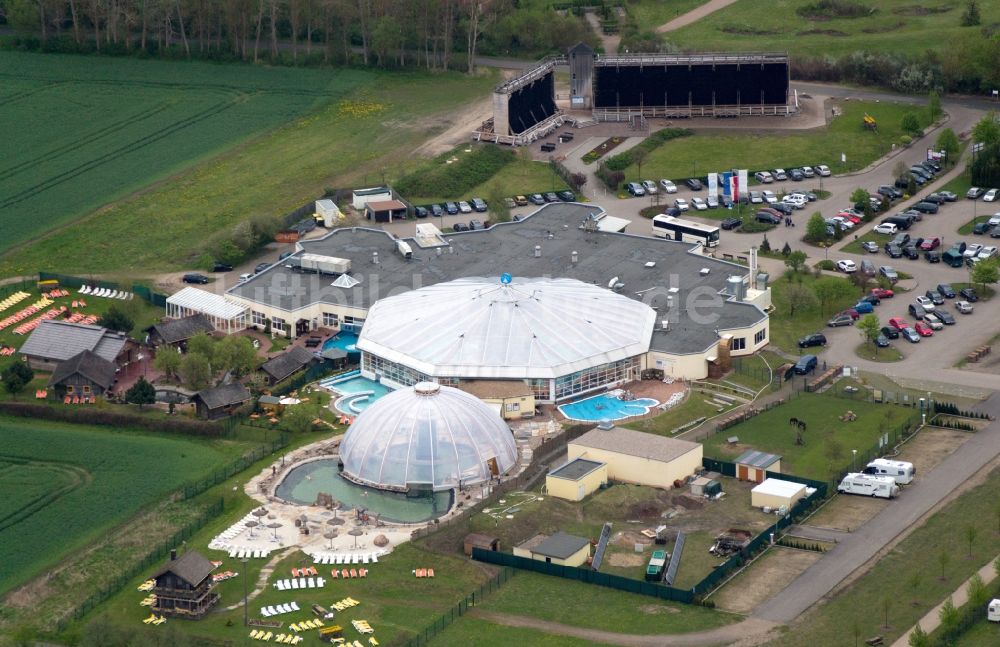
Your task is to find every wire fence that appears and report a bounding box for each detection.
[181,434,290,500]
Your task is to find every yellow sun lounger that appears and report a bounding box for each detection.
[262,631,273,641]
[250,630,261,639]
[369,638,379,646]
[143,614,156,624]
[152,615,166,625]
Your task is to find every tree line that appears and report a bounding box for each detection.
[0,0,596,70]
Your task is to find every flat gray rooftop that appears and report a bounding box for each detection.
[549,457,606,481]
[228,202,766,355]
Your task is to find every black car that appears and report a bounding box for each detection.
[685,178,703,191]
[756,211,781,225]
[445,201,459,214]
[721,195,734,209]
[937,283,956,298]
[720,217,742,230]
[254,262,270,274]
[452,222,469,232]
[923,193,946,205]
[934,309,956,325]
[925,290,944,305]
[557,190,575,201]
[885,244,903,258]
[414,206,429,218]
[913,201,939,214]
[973,222,992,235]
[789,168,804,181]
[891,232,911,247]
[901,245,919,260]
[771,202,794,215]
[924,250,941,263]
[876,334,891,348]
[798,333,827,348]
[211,261,233,272]
[430,203,445,217]
[182,273,209,284]
[960,287,979,302]
[471,198,488,212]
[877,185,903,200]
[880,326,900,339]
[859,294,880,306]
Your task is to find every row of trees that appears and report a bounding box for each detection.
[0,0,595,70]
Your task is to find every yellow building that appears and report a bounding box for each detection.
[750,478,807,510]
[567,426,703,490]
[456,380,535,420]
[545,458,608,502]
[513,532,591,567]
[734,449,782,483]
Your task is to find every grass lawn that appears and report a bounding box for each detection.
[427,615,621,647]
[702,393,917,480]
[405,158,569,206]
[950,617,1000,647]
[769,467,1000,647]
[626,394,734,437]
[768,273,865,352]
[621,101,930,185]
[854,342,903,363]
[0,415,256,596]
[664,0,994,58]
[478,572,734,635]
[0,60,496,277]
[0,51,367,258]
[841,233,891,255]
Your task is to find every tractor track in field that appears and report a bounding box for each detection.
[0,456,91,533]
[0,81,65,107]
[0,93,245,210]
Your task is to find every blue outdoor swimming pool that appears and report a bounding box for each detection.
[319,370,393,415]
[558,392,659,422]
[322,331,359,353]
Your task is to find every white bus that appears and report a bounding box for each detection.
[651,215,721,247]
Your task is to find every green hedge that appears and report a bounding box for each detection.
[603,128,693,172]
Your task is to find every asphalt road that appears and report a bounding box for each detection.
[754,392,1000,623]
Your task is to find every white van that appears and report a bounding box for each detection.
[837,473,899,499]
[988,598,1000,622]
[863,459,915,485]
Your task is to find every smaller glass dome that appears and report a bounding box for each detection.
[339,382,518,492]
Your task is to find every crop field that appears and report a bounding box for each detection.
[0,415,249,595]
[622,100,930,185]
[665,0,999,58]
[0,53,496,278]
[0,51,370,258]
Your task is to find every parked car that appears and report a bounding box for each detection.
[468,219,485,230]
[879,266,899,282]
[504,197,516,209]
[902,245,919,260]
[827,313,854,327]
[789,168,805,181]
[908,303,926,319]
[278,251,294,261]
[880,326,900,339]
[960,287,979,302]
[761,190,778,204]
[860,259,876,276]
[675,198,690,212]
[754,171,774,183]
[430,203,445,216]
[877,185,903,200]
[862,241,880,253]
[445,201,460,213]
[528,194,545,205]
[814,165,832,176]
[901,327,921,343]
[984,188,999,202]
[544,192,559,203]
[798,333,827,348]
[991,225,1000,238]
[913,201,939,214]
[794,355,818,375]
[967,187,985,199]
[853,301,874,314]
[183,273,209,284]
[772,169,788,181]
[782,194,807,209]
[414,206,429,218]
[641,180,658,194]
[720,217,742,230]
[932,309,955,325]
[749,191,764,204]
[859,293,880,305]
[691,197,708,211]
[660,179,678,193]
[470,198,488,212]
[801,166,816,178]
[211,261,233,272]
[512,195,527,207]
[925,290,944,305]
[925,250,942,263]
[626,182,646,197]
[876,334,890,348]
[923,193,947,205]
[756,211,782,225]
[933,284,955,299]
[685,178,703,191]
[557,190,575,202]
[914,321,934,337]
[885,244,903,258]
[956,300,974,314]
[888,316,908,330]
[706,195,719,209]
[979,245,998,259]
[973,222,991,235]
[915,295,936,312]
[871,287,894,299]
[253,262,270,274]
[874,223,898,235]
[919,237,941,251]
[936,190,958,202]
[964,243,984,258]
[238,272,253,282]
[458,201,473,213]
[836,259,857,273]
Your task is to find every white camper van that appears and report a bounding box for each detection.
[863,459,915,485]
[989,598,1000,622]
[837,473,899,499]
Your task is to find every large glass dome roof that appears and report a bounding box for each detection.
[356,276,656,379]
[339,382,518,492]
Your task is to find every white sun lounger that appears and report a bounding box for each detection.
[371,553,378,563]
[316,577,325,587]
[290,601,300,611]
[353,554,361,564]
[276,580,286,591]
[261,607,272,617]
[362,554,370,564]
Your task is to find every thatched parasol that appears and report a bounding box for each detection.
[348,528,364,548]
[245,520,259,538]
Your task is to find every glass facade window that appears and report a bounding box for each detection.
[322,312,339,327]
[362,353,431,387]
[754,328,767,345]
[553,356,640,401]
[527,378,551,401]
[730,337,746,351]
[251,311,267,327]
[271,316,287,333]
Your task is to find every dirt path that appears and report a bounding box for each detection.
[656,0,740,34]
[222,546,298,611]
[469,610,779,647]
[585,10,620,54]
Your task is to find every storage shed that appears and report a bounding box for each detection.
[365,199,408,224]
[734,449,782,483]
[567,426,702,490]
[351,186,392,210]
[315,199,344,227]
[690,476,722,497]
[750,478,807,510]
[545,458,608,502]
[513,532,591,567]
[463,533,500,557]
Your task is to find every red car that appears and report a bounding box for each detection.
[840,308,860,321]
[920,237,941,251]
[871,288,895,299]
[914,321,934,337]
[888,316,908,330]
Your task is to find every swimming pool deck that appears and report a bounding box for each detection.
[553,380,689,423]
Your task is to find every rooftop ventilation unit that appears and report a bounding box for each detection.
[645,261,656,268]
[534,245,541,257]
[372,251,379,265]
[660,319,669,331]
[607,276,619,289]
[571,251,578,264]
[700,268,711,276]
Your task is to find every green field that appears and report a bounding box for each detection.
[702,393,917,479]
[0,51,368,257]
[0,415,251,595]
[768,273,866,352]
[428,615,620,647]
[0,54,496,278]
[622,101,930,185]
[665,0,996,58]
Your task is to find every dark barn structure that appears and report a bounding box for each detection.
[151,550,219,619]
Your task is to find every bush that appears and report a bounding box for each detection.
[0,402,226,437]
[797,0,874,20]
[596,163,625,191]
[815,259,836,271]
[740,220,776,233]
[394,145,516,199]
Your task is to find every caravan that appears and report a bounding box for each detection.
[988,598,1000,622]
[837,473,899,499]
[863,459,915,485]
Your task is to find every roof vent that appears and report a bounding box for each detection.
[571,251,578,264]
[436,247,442,256]
[661,319,669,331]
[612,282,624,293]
[548,232,554,240]
[607,276,619,289]
[700,268,711,276]
[645,261,656,268]
[372,251,379,265]
[449,246,454,254]
[534,245,541,257]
